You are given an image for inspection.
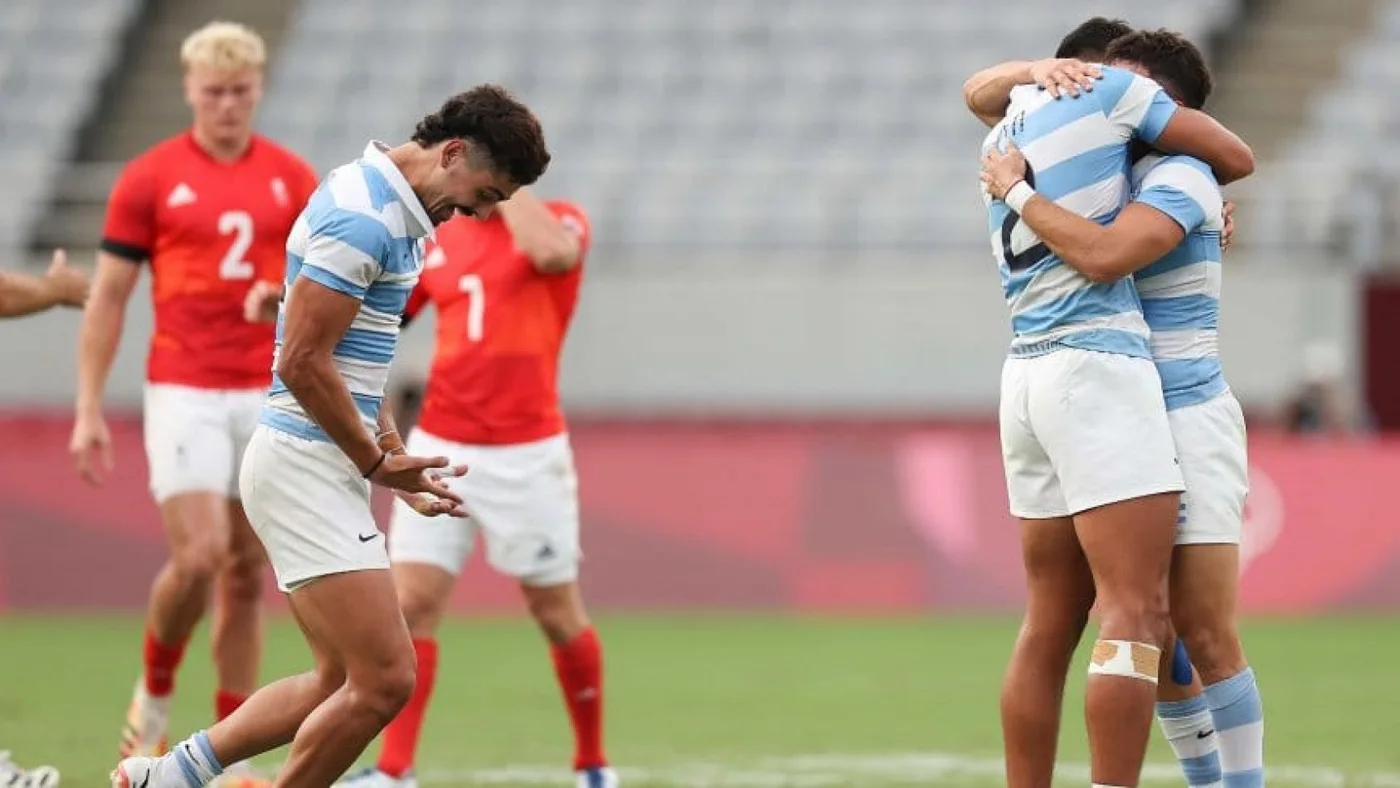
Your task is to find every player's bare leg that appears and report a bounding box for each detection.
[212,502,266,706]
[1170,544,1263,785]
[1074,492,1179,787]
[113,597,349,788]
[521,581,614,786]
[208,502,270,786]
[115,569,417,788]
[357,563,456,785]
[1001,516,1096,788]
[123,491,233,757]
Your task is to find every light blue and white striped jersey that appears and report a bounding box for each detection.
[1131,153,1228,410]
[261,141,434,442]
[981,66,1178,359]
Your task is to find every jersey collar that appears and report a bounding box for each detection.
[362,141,434,240]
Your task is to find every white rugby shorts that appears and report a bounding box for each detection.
[239,424,390,592]
[1000,348,1185,519]
[389,429,581,587]
[143,383,264,503]
[1169,391,1249,545]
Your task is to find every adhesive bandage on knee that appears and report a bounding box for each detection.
[1088,639,1160,684]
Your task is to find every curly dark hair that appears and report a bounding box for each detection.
[1105,30,1213,110]
[412,84,551,186]
[1055,17,1133,61]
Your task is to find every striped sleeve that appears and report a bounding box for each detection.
[1135,157,1222,234]
[1098,68,1179,144]
[297,206,390,299]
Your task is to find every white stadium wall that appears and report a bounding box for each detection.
[0,255,1360,416]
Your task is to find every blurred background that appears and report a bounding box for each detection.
[2,0,1399,786]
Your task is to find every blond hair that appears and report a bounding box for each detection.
[180,21,266,72]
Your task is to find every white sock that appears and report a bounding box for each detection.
[1157,696,1224,787]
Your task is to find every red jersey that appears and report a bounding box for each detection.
[406,201,590,445]
[102,131,319,389]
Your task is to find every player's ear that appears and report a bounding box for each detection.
[439,139,467,170]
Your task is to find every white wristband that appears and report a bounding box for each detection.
[1004,180,1035,214]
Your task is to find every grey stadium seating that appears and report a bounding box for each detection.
[0,0,141,256]
[258,0,1240,262]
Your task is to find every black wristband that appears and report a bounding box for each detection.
[362,451,388,479]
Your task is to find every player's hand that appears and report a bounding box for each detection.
[70,412,114,485]
[46,248,89,308]
[1030,58,1101,99]
[395,488,469,518]
[981,142,1029,201]
[1221,200,1236,253]
[243,280,283,323]
[369,452,468,502]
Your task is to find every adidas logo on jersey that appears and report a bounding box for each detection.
[166,183,197,208]
[424,247,447,268]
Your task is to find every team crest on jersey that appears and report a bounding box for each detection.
[166,183,197,208]
[560,214,584,238]
[270,178,290,207]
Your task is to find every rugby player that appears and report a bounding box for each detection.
[980,28,1264,788]
[972,22,1254,787]
[68,22,318,780]
[111,84,551,788]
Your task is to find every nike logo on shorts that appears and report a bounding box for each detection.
[358,533,380,543]
[1197,728,1215,739]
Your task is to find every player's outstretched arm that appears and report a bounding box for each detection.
[498,188,582,274]
[0,249,88,317]
[962,59,1102,127]
[1152,110,1254,185]
[982,144,1185,282]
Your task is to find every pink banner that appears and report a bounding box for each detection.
[1,414,1395,613]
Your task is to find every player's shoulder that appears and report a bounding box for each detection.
[1093,66,1166,109]
[120,133,193,176]
[1142,154,1219,190]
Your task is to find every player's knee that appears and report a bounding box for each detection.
[397,588,446,637]
[170,543,224,586]
[525,585,589,645]
[218,553,264,607]
[1175,618,1246,684]
[1096,593,1172,648]
[351,657,416,723]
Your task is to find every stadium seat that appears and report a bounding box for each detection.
[0,0,140,257]
[258,0,1240,262]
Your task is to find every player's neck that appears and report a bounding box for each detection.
[190,127,253,163]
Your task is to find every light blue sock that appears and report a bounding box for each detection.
[169,730,224,788]
[1157,695,1224,787]
[1204,667,1264,788]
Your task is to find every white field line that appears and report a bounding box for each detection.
[403,752,1400,786]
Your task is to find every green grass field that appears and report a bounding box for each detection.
[3,615,1398,787]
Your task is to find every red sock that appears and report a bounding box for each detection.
[142,630,187,698]
[552,627,606,771]
[215,690,247,722]
[377,637,439,778]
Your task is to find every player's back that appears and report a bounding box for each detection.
[982,66,1177,360]
[102,131,319,389]
[1131,153,1228,409]
[410,202,589,446]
